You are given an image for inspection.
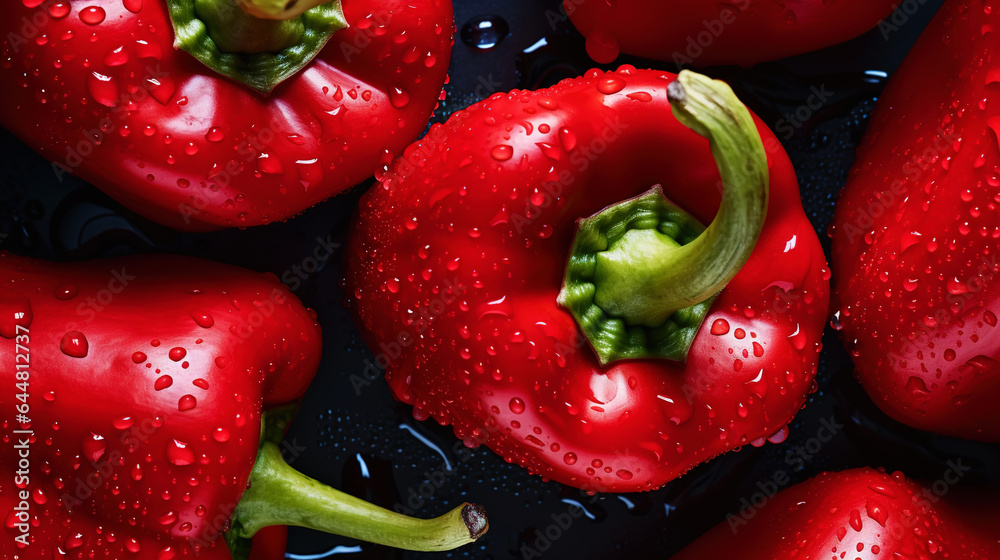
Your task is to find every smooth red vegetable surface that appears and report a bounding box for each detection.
[566,0,900,67]
[673,467,1000,559]
[0,0,452,231]
[0,252,321,559]
[247,526,288,560]
[831,0,1000,442]
[345,67,830,492]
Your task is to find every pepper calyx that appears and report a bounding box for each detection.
[557,70,769,365]
[557,187,713,364]
[166,0,347,95]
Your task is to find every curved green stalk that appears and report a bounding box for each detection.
[557,70,769,364]
[225,412,487,557]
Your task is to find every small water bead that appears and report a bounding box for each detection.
[104,45,129,66]
[190,312,214,328]
[205,128,225,142]
[166,440,195,466]
[178,395,197,411]
[54,284,78,300]
[627,91,653,102]
[87,71,118,108]
[60,331,89,358]
[135,39,163,60]
[984,310,997,326]
[460,15,509,50]
[64,533,85,549]
[82,432,106,461]
[596,76,626,95]
[710,319,730,335]
[154,375,173,391]
[48,2,71,18]
[389,86,410,108]
[558,128,577,151]
[491,145,513,161]
[80,6,106,24]
[257,153,283,174]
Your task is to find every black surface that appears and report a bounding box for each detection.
[3,1,999,559]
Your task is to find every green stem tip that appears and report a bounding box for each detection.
[557,70,769,365]
[225,414,487,557]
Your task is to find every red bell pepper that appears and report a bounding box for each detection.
[673,467,1000,559]
[345,69,830,492]
[0,253,487,559]
[564,0,900,67]
[0,0,452,231]
[831,0,1000,442]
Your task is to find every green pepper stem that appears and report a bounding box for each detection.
[557,70,768,364]
[235,0,332,20]
[230,442,488,552]
[595,71,767,326]
[193,0,305,53]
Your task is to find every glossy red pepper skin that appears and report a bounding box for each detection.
[565,0,899,66]
[831,0,1000,442]
[673,467,1000,559]
[0,0,451,231]
[345,67,830,492]
[0,252,321,559]
[247,527,287,560]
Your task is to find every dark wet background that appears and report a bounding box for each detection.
[3,0,999,558]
